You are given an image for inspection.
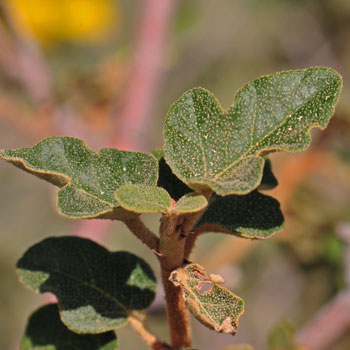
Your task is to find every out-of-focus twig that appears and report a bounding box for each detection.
[75,0,177,241]
[111,0,176,151]
[296,222,350,349]
[0,1,52,104]
[296,291,350,350]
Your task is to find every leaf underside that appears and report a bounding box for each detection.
[21,304,118,350]
[170,263,244,335]
[196,190,284,239]
[164,67,342,195]
[17,236,156,334]
[0,137,158,219]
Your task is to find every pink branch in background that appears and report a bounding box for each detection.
[296,291,350,350]
[77,0,177,243]
[296,222,350,350]
[111,0,176,151]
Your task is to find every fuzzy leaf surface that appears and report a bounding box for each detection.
[17,236,156,333]
[196,190,284,239]
[21,304,118,350]
[170,264,244,335]
[115,184,172,213]
[173,193,208,214]
[0,137,158,219]
[164,67,342,195]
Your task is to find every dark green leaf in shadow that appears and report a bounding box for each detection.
[17,236,156,333]
[115,184,172,213]
[196,190,284,239]
[170,264,244,335]
[259,157,278,190]
[21,304,118,350]
[164,67,342,195]
[0,137,158,219]
[157,157,193,201]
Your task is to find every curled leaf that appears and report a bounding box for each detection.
[170,263,244,335]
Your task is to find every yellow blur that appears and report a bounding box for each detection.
[8,0,120,45]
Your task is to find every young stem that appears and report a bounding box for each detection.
[129,314,172,350]
[158,208,208,348]
[123,217,159,251]
[159,213,191,348]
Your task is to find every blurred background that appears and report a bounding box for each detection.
[0,0,349,349]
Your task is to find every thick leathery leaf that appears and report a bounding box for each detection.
[115,184,171,213]
[195,190,284,239]
[21,304,118,350]
[170,263,244,335]
[173,193,208,214]
[17,236,156,333]
[157,157,193,201]
[164,67,342,195]
[0,137,158,219]
[259,157,277,190]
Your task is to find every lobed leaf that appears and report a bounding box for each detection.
[21,304,118,350]
[164,67,342,195]
[17,236,156,334]
[170,263,244,335]
[0,137,158,219]
[196,190,284,239]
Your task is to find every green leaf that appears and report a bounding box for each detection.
[21,304,118,350]
[196,190,284,239]
[17,236,156,333]
[259,157,278,190]
[164,67,342,195]
[115,184,171,213]
[151,149,164,161]
[173,193,208,214]
[0,137,158,219]
[170,263,244,335]
[157,157,193,201]
[267,320,301,350]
